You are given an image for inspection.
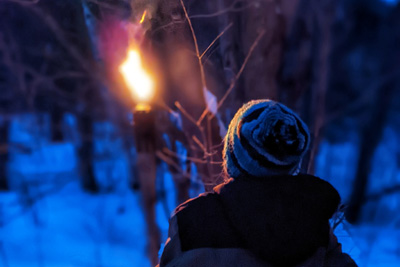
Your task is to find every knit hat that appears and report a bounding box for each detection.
[223,100,310,178]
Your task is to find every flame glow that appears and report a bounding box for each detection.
[140,10,147,24]
[119,50,155,103]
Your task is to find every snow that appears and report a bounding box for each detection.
[316,138,360,202]
[1,114,400,266]
[1,115,165,266]
[317,126,400,267]
[335,223,400,267]
[1,182,152,266]
[0,172,177,266]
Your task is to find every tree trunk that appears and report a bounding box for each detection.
[241,0,286,101]
[51,109,64,142]
[216,0,244,111]
[277,0,337,173]
[345,84,393,224]
[78,115,97,192]
[306,0,336,174]
[0,119,9,190]
[278,0,314,110]
[137,152,160,266]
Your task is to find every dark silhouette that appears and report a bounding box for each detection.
[158,100,357,267]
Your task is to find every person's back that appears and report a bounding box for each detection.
[158,100,357,267]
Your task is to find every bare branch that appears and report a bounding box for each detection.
[192,135,207,154]
[151,20,185,34]
[180,0,208,98]
[200,22,233,59]
[27,5,97,77]
[85,0,125,12]
[197,30,266,124]
[211,142,224,150]
[189,0,254,19]
[156,151,191,179]
[175,101,198,127]
[162,147,222,165]
[331,210,346,231]
[217,30,266,110]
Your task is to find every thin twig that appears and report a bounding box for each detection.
[217,30,266,110]
[175,101,198,127]
[189,144,205,152]
[192,135,207,153]
[151,20,185,34]
[211,142,224,150]
[27,5,97,78]
[180,0,212,137]
[180,0,207,91]
[85,0,125,12]
[157,100,175,114]
[332,212,345,231]
[163,147,207,164]
[198,30,266,124]
[189,0,254,19]
[156,151,191,179]
[162,147,223,165]
[202,42,221,66]
[200,22,233,59]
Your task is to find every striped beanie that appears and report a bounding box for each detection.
[223,100,310,178]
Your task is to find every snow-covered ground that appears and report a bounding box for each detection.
[317,127,400,267]
[1,175,399,267]
[0,158,178,267]
[1,115,172,267]
[1,182,150,267]
[1,115,400,266]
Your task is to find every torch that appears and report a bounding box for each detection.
[119,49,160,265]
[119,50,156,153]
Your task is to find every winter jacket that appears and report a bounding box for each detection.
[158,174,357,267]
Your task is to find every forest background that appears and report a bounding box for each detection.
[1,0,400,266]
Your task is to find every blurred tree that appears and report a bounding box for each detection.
[0,119,8,190]
[344,1,400,223]
[0,0,398,230]
[0,0,109,191]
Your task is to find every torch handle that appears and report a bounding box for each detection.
[133,109,156,153]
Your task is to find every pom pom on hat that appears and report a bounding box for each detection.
[223,100,310,178]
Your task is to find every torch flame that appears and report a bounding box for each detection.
[140,10,147,24]
[119,49,155,103]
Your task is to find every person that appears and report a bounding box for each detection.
[158,100,357,267]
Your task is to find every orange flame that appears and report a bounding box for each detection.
[119,49,155,103]
[140,10,147,24]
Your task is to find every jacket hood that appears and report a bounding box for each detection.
[214,174,341,266]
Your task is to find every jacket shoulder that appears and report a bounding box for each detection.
[173,192,211,214]
[174,192,243,252]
